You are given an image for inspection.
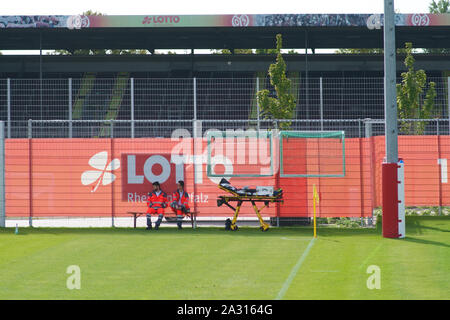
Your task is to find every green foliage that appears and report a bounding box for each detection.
[377,206,449,216]
[315,218,328,224]
[396,43,437,135]
[212,49,254,54]
[335,48,383,54]
[255,48,278,55]
[335,217,361,228]
[425,0,450,53]
[335,48,409,54]
[256,34,296,130]
[429,0,450,13]
[212,48,298,55]
[327,217,339,224]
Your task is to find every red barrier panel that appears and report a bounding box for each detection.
[5,136,450,218]
[382,162,399,238]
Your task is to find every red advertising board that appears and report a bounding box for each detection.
[5,136,449,219]
[121,153,184,202]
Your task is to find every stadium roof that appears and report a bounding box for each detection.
[0,14,449,50]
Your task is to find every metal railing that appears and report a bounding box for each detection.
[1,76,449,138]
[15,118,450,139]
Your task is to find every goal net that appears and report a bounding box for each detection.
[279,131,345,178]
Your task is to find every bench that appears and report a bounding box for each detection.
[127,211,199,229]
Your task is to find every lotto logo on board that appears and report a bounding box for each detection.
[121,154,185,202]
[81,151,120,192]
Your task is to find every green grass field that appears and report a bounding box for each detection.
[0,216,448,300]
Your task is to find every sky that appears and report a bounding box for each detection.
[0,0,435,54]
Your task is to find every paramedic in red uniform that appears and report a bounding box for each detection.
[146,181,168,230]
[170,180,190,229]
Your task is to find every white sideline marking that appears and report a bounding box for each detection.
[359,243,382,270]
[280,237,311,241]
[276,237,316,300]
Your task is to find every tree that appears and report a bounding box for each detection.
[397,42,437,135]
[335,48,383,54]
[212,48,298,55]
[426,0,450,54]
[255,49,278,55]
[429,0,450,13]
[335,47,410,54]
[212,49,254,54]
[256,34,296,130]
[51,10,149,55]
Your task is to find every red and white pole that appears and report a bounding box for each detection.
[382,0,404,238]
[382,159,405,238]
[397,160,405,238]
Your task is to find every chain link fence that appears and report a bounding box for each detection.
[0,76,448,138]
[1,76,449,227]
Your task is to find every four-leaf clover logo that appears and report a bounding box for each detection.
[81,151,120,192]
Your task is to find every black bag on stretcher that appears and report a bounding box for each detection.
[217,178,283,232]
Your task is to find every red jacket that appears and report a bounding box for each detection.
[171,190,190,210]
[147,191,168,209]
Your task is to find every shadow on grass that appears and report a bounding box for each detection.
[403,237,450,248]
[402,216,450,235]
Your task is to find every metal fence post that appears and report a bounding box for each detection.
[0,121,5,227]
[192,77,199,226]
[131,78,135,138]
[274,119,280,227]
[111,120,115,227]
[193,77,197,121]
[437,119,442,216]
[448,77,450,135]
[384,0,399,165]
[364,118,375,226]
[358,119,362,138]
[192,119,202,229]
[364,118,373,138]
[7,79,11,139]
[256,77,260,131]
[28,119,33,227]
[320,77,324,131]
[68,78,72,138]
